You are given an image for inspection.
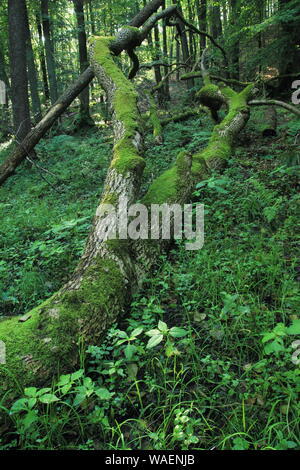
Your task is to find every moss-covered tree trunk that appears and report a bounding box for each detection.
[0,14,254,410]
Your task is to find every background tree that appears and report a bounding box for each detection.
[8,0,31,142]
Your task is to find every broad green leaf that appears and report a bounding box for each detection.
[71,369,84,381]
[73,393,86,407]
[145,328,160,337]
[39,394,59,404]
[146,334,164,349]
[24,387,37,397]
[169,327,188,338]
[158,320,168,333]
[287,319,300,335]
[131,327,143,337]
[95,388,113,400]
[10,398,29,413]
[125,343,136,360]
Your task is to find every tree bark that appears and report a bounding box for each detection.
[73,0,93,127]
[41,0,58,104]
[25,1,42,122]
[229,0,240,80]
[162,0,170,100]
[277,0,300,93]
[195,0,207,53]
[209,4,222,39]
[36,12,50,102]
[8,0,31,142]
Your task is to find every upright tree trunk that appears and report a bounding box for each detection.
[195,0,207,53]
[210,4,222,39]
[41,0,58,104]
[73,0,93,127]
[8,0,31,142]
[36,13,50,102]
[153,25,165,104]
[229,0,240,79]
[175,0,194,90]
[0,45,10,105]
[25,1,42,122]
[88,0,96,35]
[277,0,300,93]
[162,0,170,100]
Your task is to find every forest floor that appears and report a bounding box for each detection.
[0,87,300,450]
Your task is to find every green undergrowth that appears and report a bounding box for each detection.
[0,129,111,316]
[0,106,300,450]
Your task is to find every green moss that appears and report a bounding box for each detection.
[191,84,253,176]
[0,295,59,393]
[142,152,192,205]
[0,256,126,398]
[91,37,145,176]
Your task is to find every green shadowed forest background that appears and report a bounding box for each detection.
[0,0,300,451]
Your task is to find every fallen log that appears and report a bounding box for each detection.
[0,67,95,186]
[0,33,254,407]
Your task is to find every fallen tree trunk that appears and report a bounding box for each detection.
[0,30,254,407]
[249,99,300,119]
[0,67,95,186]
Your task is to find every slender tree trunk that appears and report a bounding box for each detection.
[210,4,222,39]
[277,0,300,93]
[41,0,58,104]
[195,0,207,52]
[25,1,42,122]
[175,0,194,89]
[229,0,240,79]
[0,46,10,137]
[162,0,170,100]
[73,0,93,127]
[88,0,96,35]
[153,25,165,104]
[0,45,10,105]
[36,13,50,102]
[8,0,31,142]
